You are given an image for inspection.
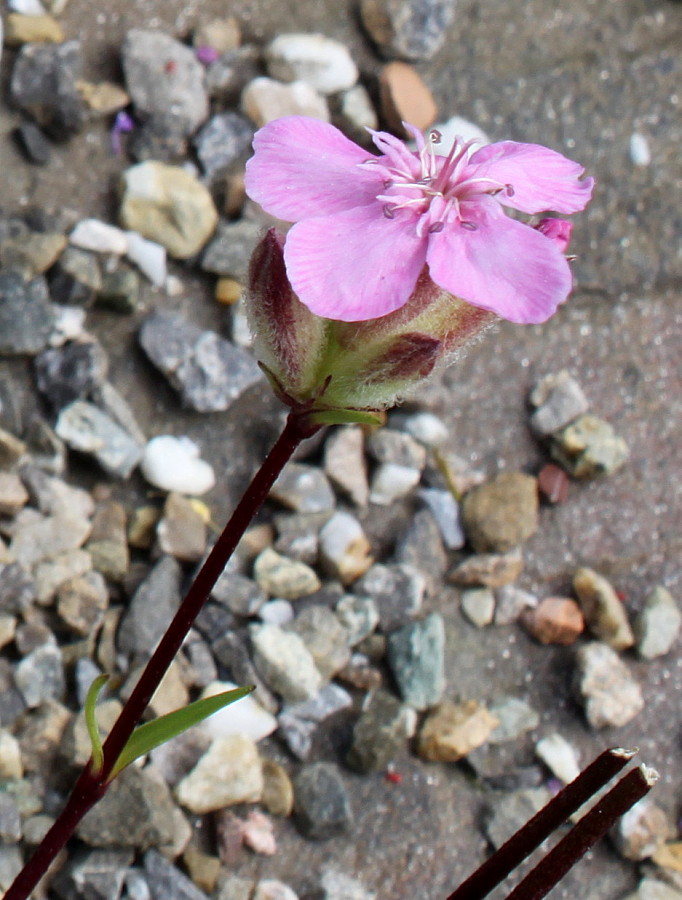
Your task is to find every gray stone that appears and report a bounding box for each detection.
[205,45,261,105]
[10,40,86,138]
[289,606,351,680]
[278,683,353,759]
[253,548,321,600]
[293,762,353,840]
[551,414,630,478]
[366,428,427,470]
[611,798,673,861]
[270,462,336,514]
[139,311,262,413]
[79,765,181,850]
[14,641,66,707]
[118,556,182,658]
[462,472,539,553]
[52,848,134,900]
[201,219,262,281]
[144,850,209,900]
[418,488,465,549]
[484,787,552,849]
[573,567,634,650]
[156,492,207,563]
[55,399,143,478]
[394,508,447,596]
[49,246,102,305]
[624,879,682,900]
[0,794,21,843]
[335,595,379,646]
[386,613,445,710]
[323,426,368,507]
[574,641,644,728]
[0,272,55,355]
[210,630,278,714]
[634,585,681,659]
[211,571,267,617]
[95,265,141,313]
[10,509,90,569]
[487,696,540,743]
[86,500,129,582]
[250,622,323,702]
[121,29,209,137]
[320,869,376,900]
[529,370,590,435]
[360,0,457,60]
[265,34,358,94]
[0,847,23,893]
[450,550,524,588]
[493,585,538,625]
[57,570,108,636]
[15,120,52,166]
[334,85,379,142]
[34,338,109,411]
[0,229,66,278]
[346,689,417,773]
[274,511,328,565]
[354,563,425,631]
[193,112,254,180]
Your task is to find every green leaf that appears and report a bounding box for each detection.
[109,686,254,780]
[84,674,110,776]
[308,408,384,427]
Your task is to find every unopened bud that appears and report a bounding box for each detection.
[535,218,573,253]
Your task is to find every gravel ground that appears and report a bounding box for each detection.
[0,1,681,899]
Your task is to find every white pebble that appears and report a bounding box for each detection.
[629,132,651,166]
[369,462,421,505]
[535,732,581,784]
[48,306,86,346]
[125,231,167,287]
[198,680,277,742]
[69,218,129,255]
[8,0,46,13]
[429,116,490,154]
[394,411,449,447]
[140,435,215,495]
[266,33,358,95]
[259,599,295,626]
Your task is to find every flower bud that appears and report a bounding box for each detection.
[535,218,573,253]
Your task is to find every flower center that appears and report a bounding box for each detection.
[362,130,514,237]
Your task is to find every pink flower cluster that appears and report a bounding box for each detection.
[245,116,594,325]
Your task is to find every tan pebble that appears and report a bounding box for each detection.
[183,846,221,894]
[4,13,64,45]
[653,842,682,873]
[522,597,584,645]
[216,277,243,305]
[76,80,130,114]
[417,700,499,762]
[127,505,161,549]
[573,566,634,650]
[261,758,294,816]
[224,171,247,217]
[448,550,523,588]
[193,16,241,53]
[378,62,437,135]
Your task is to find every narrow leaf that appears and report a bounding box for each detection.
[109,686,253,779]
[84,674,110,776]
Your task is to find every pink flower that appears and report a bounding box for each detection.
[244,116,594,324]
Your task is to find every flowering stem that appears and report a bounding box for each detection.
[446,747,636,900]
[5,411,318,900]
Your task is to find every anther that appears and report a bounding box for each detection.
[460,221,478,231]
[505,183,515,197]
[429,129,443,144]
[428,222,445,234]
[383,204,396,219]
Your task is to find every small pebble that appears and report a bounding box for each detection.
[175,735,263,814]
[448,550,523,588]
[573,567,634,650]
[318,511,374,584]
[242,77,330,127]
[265,34,359,94]
[418,487,465,549]
[537,463,570,504]
[551,414,629,478]
[535,732,581,783]
[417,700,499,762]
[634,586,681,659]
[323,426,368,507]
[386,613,445,710]
[521,597,584,645]
[461,587,496,627]
[125,231,167,287]
[462,472,538,553]
[253,547,321,600]
[140,435,215,495]
[487,696,539,743]
[494,585,538,625]
[199,681,277,743]
[630,132,652,166]
[612,798,674,861]
[378,62,437,135]
[360,0,457,60]
[293,762,353,840]
[69,218,129,255]
[574,641,644,728]
[250,623,323,702]
[529,370,589,436]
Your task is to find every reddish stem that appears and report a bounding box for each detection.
[5,412,317,900]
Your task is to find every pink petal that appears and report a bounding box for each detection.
[284,205,428,322]
[425,198,573,324]
[469,141,594,215]
[244,116,380,221]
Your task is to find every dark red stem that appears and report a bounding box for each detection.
[5,412,317,900]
